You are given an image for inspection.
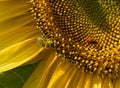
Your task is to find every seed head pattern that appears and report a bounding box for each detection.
[30,0,120,79]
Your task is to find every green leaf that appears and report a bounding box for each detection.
[0,62,39,88]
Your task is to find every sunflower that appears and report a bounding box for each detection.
[0,0,120,88]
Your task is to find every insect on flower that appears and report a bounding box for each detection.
[86,37,98,44]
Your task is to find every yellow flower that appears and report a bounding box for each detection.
[0,0,120,88]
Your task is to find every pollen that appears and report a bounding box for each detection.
[30,0,120,79]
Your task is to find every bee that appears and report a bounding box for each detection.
[37,37,54,48]
[37,37,45,47]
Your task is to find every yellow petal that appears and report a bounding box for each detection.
[0,21,38,50]
[0,0,30,22]
[0,0,39,51]
[65,68,77,88]
[92,74,102,88]
[76,70,86,88]
[0,37,42,72]
[47,61,71,88]
[66,68,84,88]
[115,79,120,88]
[23,49,56,88]
[84,72,93,88]
[102,78,114,88]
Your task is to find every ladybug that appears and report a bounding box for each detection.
[86,37,97,44]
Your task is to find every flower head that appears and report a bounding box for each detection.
[0,0,120,88]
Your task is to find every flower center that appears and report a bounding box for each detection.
[30,0,120,79]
